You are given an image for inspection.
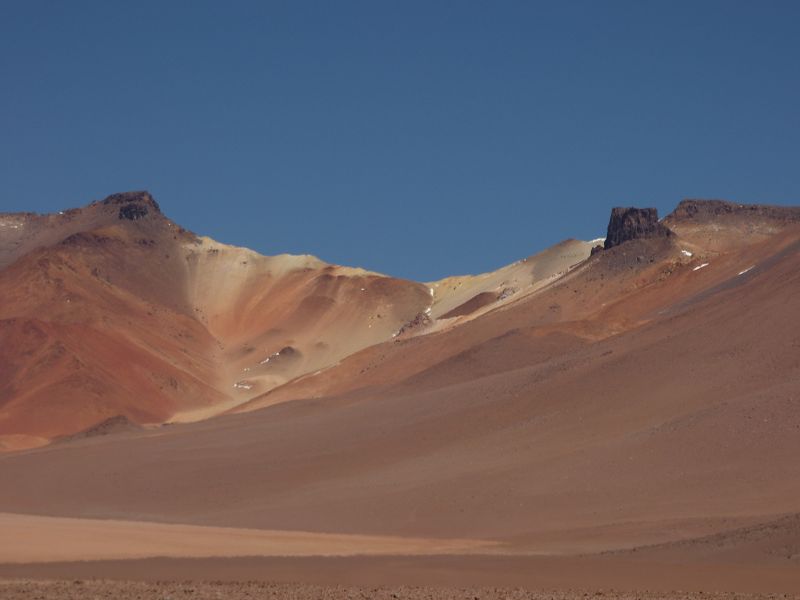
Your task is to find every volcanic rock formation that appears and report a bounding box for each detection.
[603,207,672,249]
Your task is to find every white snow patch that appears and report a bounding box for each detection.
[360,287,366,291]
[424,306,432,315]
[738,266,755,276]
[693,263,709,272]
[589,237,606,244]
[428,287,434,297]
[233,381,253,390]
[681,249,693,257]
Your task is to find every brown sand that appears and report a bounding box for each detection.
[3,579,799,600]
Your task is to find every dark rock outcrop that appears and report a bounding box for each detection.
[665,199,800,224]
[118,203,149,220]
[603,207,672,249]
[98,191,160,221]
[395,311,432,338]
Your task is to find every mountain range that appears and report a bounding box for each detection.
[1,191,799,591]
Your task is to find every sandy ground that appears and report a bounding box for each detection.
[2,553,800,594]
[1,515,799,594]
[0,513,493,563]
[3,579,799,600]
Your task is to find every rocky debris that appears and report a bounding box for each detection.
[498,286,517,300]
[603,207,672,250]
[259,346,298,365]
[394,311,432,338]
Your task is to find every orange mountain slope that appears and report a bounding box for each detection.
[0,192,432,447]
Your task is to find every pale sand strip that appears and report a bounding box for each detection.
[0,513,496,563]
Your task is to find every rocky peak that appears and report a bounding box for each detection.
[99,191,161,221]
[666,199,800,224]
[603,207,672,250]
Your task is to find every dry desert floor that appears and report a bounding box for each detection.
[2,580,799,600]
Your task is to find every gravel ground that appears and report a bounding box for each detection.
[1,580,799,600]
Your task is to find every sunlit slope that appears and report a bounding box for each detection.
[177,236,431,416]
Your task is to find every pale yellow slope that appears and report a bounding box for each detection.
[427,238,600,325]
[175,237,432,417]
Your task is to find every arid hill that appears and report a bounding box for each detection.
[0,192,602,448]
[0,192,437,448]
[0,193,799,592]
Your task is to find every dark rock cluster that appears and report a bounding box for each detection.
[395,311,432,338]
[118,203,149,220]
[603,207,672,250]
[666,198,800,223]
[98,191,161,221]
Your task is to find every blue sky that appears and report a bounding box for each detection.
[1,1,798,280]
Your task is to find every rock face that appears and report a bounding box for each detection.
[603,207,672,249]
[101,191,160,221]
[118,203,149,220]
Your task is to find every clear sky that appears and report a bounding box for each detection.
[1,1,799,281]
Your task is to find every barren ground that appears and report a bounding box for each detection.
[2,579,799,600]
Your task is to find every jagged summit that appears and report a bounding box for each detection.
[666,198,800,223]
[98,190,161,220]
[603,207,673,249]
